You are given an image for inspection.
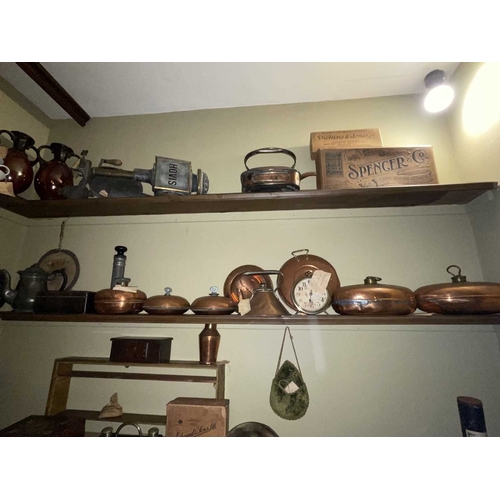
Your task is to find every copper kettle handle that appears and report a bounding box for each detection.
[244,148,296,171]
[240,270,283,292]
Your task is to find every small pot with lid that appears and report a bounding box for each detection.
[332,276,417,315]
[143,287,190,315]
[95,278,147,314]
[191,286,237,315]
[415,265,500,314]
[241,148,316,193]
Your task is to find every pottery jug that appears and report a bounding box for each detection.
[0,130,39,194]
[0,264,67,312]
[34,143,79,200]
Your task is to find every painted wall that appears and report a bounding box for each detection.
[446,62,500,365]
[2,84,500,436]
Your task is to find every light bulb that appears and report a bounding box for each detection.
[424,84,455,113]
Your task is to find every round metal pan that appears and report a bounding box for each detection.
[223,265,273,303]
[277,249,341,310]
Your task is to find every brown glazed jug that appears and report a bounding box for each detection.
[35,143,79,200]
[0,130,39,194]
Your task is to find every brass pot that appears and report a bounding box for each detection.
[332,276,417,315]
[415,265,500,315]
[191,286,237,315]
[95,279,147,314]
[143,287,190,315]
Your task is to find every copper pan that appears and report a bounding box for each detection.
[223,265,273,303]
[278,249,340,310]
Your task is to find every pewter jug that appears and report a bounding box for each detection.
[0,264,66,312]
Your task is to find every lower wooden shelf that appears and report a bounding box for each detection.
[1,311,500,325]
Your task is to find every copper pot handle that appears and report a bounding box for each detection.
[240,270,283,292]
[300,171,317,180]
[244,148,296,171]
[291,249,309,260]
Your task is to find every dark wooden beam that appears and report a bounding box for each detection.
[16,62,91,127]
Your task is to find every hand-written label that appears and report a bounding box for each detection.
[284,381,300,394]
[0,182,15,197]
[0,146,8,159]
[309,270,331,293]
[465,429,487,437]
[99,190,109,197]
[113,285,138,293]
[238,298,251,316]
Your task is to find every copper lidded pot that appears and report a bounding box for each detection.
[332,276,417,315]
[142,287,190,315]
[95,278,147,314]
[191,286,237,315]
[414,265,500,315]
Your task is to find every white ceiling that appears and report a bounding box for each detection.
[0,62,460,120]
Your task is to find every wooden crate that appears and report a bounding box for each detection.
[166,397,229,437]
[310,128,382,159]
[315,146,438,190]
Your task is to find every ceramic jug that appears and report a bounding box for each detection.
[34,143,79,200]
[0,130,39,194]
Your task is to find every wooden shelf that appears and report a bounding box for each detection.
[2,311,500,325]
[0,182,497,219]
[63,409,166,427]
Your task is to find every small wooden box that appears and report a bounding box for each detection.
[110,336,173,364]
[315,146,438,190]
[0,414,85,437]
[166,397,229,437]
[310,128,382,159]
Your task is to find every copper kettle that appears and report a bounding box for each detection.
[239,271,289,316]
[414,265,500,315]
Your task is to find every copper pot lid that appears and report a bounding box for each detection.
[143,287,190,314]
[223,265,273,303]
[95,278,147,304]
[191,286,237,315]
[278,249,340,310]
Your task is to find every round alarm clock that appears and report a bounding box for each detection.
[291,271,331,314]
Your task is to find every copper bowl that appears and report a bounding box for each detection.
[191,286,237,315]
[143,287,190,315]
[95,283,146,314]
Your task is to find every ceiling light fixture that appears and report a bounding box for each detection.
[423,69,454,113]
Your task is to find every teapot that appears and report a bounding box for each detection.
[0,264,67,312]
[34,143,79,200]
[0,130,40,194]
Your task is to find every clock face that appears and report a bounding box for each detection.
[291,277,330,314]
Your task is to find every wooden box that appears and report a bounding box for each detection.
[310,128,382,159]
[0,414,85,437]
[315,146,438,190]
[166,397,229,437]
[110,336,173,364]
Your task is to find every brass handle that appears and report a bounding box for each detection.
[240,270,283,292]
[300,171,317,180]
[447,265,462,277]
[292,249,309,260]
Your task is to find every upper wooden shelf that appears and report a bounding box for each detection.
[0,182,497,219]
[1,311,499,325]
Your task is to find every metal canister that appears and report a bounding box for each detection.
[414,265,500,314]
[199,323,220,364]
[332,276,417,315]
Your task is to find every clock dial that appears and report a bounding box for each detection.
[291,277,330,314]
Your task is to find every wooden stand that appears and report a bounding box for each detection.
[45,357,228,426]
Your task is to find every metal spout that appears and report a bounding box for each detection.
[0,269,16,306]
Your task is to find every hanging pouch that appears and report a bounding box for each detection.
[269,327,309,420]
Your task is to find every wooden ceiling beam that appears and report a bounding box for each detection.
[16,62,91,127]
